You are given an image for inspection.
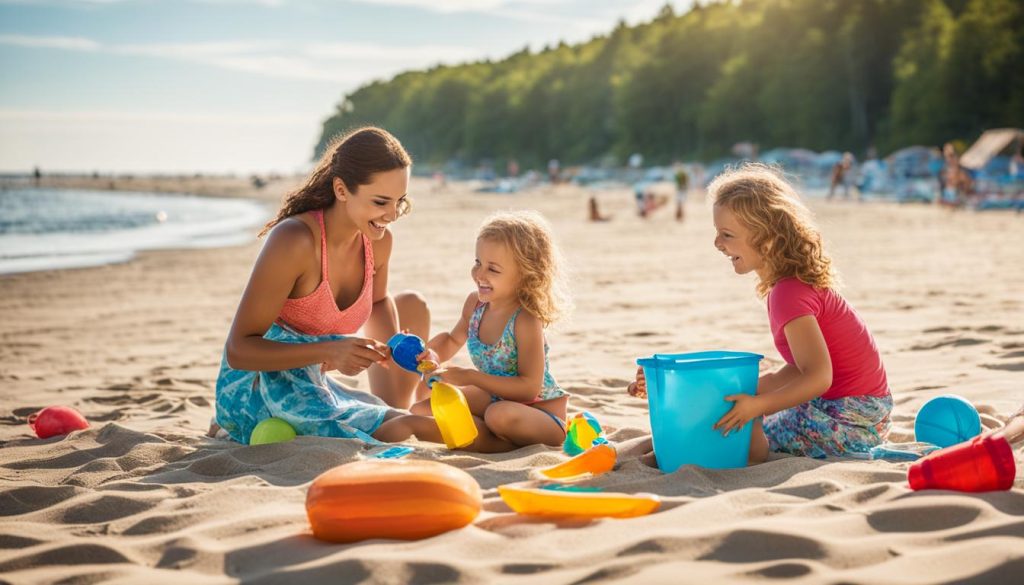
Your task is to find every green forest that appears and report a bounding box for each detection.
[314,0,1023,169]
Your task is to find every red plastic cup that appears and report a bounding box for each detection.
[27,406,90,439]
[908,434,1017,492]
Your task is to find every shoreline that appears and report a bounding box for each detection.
[0,174,299,203]
[0,184,278,275]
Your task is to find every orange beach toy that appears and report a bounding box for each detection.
[538,442,617,480]
[306,459,482,542]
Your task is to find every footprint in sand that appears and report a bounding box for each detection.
[910,337,988,351]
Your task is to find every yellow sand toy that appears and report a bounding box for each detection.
[498,482,661,519]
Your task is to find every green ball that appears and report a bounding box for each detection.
[250,418,297,445]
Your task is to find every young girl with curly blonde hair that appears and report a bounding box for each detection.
[629,164,892,462]
[376,210,572,451]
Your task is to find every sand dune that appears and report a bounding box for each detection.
[1,178,1022,584]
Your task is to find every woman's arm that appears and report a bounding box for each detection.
[436,310,545,402]
[424,292,475,363]
[363,229,401,341]
[715,315,831,434]
[224,220,387,374]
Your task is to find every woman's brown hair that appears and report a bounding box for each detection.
[259,126,412,237]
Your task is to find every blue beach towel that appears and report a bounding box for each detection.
[215,322,390,445]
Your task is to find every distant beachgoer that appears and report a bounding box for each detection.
[939,142,963,206]
[828,152,855,200]
[33,166,41,187]
[507,159,520,178]
[213,126,433,445]
[674,165,689,222]
[629,164,892,464]
[547,159,560,184]
[634,182,648,217]
[432,170,447,192]
[588,195,610,222]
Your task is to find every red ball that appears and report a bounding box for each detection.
[28,406,90,439]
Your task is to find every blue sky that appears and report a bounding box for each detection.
[0,0,694,174]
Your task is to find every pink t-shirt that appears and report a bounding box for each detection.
[767,278,889,400]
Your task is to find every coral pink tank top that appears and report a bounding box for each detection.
[276,210,374,336]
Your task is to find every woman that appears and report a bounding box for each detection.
[213,127,429,444]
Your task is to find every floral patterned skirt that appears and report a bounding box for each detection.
[764,393,893,458]
[215,323,390,445]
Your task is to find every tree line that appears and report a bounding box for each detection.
[315,0,1023,169]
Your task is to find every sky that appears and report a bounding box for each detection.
[0,0,695,175]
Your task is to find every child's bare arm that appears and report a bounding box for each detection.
[433,310,544,402]
[716,315,831,435]
[424,292,476,363]
[759,315,832,414]
[757,363,800,395]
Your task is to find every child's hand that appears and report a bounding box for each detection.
[432,366,475,387]
[714,394,765,436]
[415,348,440,373]
[626,366,647,399]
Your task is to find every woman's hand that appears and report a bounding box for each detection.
[714,394,765,436]
[322,337,389,376]
[432,366,476,387]
[627,366,647,399]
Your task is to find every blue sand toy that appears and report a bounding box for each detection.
[387,333,427,373]
[847,441,941,461]
[368,445,415,460]
[638,351,763,472]
[914,395,982,448]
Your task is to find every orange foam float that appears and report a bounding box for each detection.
[498,482,660,519]
[537,442,617,480]
[306,459,482,543]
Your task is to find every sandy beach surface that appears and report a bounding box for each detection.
[2,177,1022,584]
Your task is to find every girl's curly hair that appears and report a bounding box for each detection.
[477,210,571,326]
[708,163,837,297]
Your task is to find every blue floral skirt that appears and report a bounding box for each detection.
[215,323,390,445]
[764,393,893,458]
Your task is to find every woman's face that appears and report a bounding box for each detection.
[712,204,765,278]
[336,166,410,240]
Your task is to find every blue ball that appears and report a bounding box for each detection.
[914,395,981,448]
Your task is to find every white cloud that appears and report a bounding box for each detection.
[0,34,100,51]
[0,108,310,125]
[350,0,604,30]
[0,34,480,83]
[303,42,480,63]
[352,0,569,13]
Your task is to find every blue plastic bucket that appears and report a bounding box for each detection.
[637,351,763,472]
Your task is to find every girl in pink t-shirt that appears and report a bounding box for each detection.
[629,164,892,461]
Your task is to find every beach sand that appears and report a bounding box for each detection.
[1,178,1022,584]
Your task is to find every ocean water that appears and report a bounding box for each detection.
[0,188,270,274]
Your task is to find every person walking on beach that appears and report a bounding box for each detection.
[674,164,689,222]
[629,164,892,464]
[828,152,855,200]
[212,127,434,445]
